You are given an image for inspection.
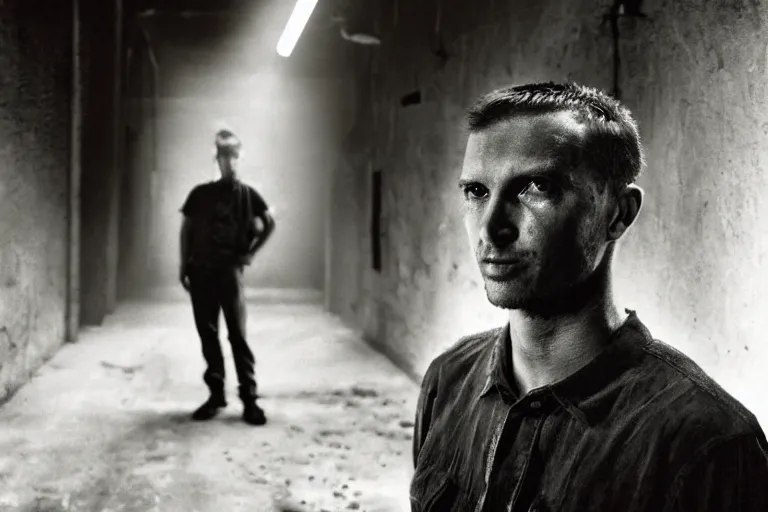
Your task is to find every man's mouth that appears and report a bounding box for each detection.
[480,259,526,279]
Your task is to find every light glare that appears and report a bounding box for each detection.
[276,0,318,58]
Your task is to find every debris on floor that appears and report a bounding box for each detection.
[0,297,418,512]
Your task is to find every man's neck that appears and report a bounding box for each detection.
[507,271,627,395]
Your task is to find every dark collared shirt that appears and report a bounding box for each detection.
[410,310,768,512]
[181,179,268,269]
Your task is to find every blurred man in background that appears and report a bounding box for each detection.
[179,129,275,426]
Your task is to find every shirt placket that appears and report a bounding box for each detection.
[474,399,511,512]
[476,395,549,512]
[507,413,546,512]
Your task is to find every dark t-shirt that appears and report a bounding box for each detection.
[181,179,268,269]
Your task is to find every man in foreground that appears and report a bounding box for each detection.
[410,82,768,511]
[179,129,275,426]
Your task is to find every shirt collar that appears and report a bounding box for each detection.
[478,325,514,399]
[478,309,653,427]
[216,176,241,188]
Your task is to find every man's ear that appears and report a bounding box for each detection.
[607,184,643,241]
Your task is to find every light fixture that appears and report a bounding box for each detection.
[340,27,381,45]
[276,0,318,57]
[331,15,381,46]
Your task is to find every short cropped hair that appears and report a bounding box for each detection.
[215,129,242,158]
[466,82,645,191]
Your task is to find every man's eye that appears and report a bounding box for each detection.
[522,178,552,195]
[463,184,488,199]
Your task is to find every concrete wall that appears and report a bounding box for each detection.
[0,0,73,401]
[79,0,122,325]
[118,22,165,300]
[329,0,768,426]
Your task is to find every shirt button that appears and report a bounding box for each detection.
[530,400,542,409]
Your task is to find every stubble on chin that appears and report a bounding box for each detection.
[482,275,537,310]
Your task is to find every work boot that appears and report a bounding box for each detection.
[242,400,267,426]
[191,395,227,421]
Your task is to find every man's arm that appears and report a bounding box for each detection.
[242,186,275,263]
[246,209,275,258]
[180,216,192,266]
[413,360,440,469]
[179,216,193,290]
[179,186,198,289]
[665,433,768,512]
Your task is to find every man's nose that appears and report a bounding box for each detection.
[478,198,519,248]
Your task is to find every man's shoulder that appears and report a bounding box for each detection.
[232,179,257,193]
[181,181,215,214]
[190,180,216,195]
[639,338,763,439]
[245,183,268,203]
[423,327,502,384]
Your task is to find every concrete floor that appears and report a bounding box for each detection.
[0,292,418,512]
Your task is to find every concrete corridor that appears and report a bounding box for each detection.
[0,292,418,512]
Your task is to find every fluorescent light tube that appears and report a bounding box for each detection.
[276,0,318,57]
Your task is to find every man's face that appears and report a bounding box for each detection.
[217,153,239,178]
[460,111,614,310]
